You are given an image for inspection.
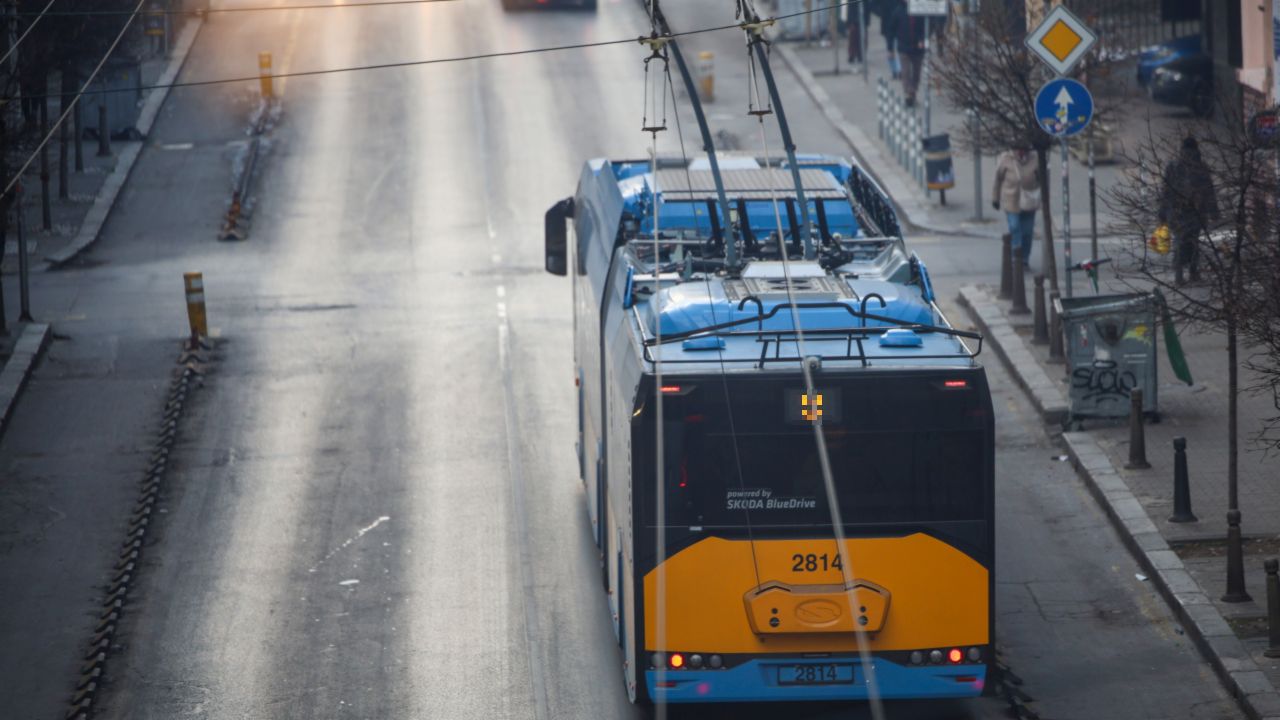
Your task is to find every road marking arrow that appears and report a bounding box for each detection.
[1055,85,1074,124]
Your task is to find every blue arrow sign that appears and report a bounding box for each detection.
[1035,78,1093,137]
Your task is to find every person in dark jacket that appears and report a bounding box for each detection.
[1158,136,1218,284]
[896,4,927,107]
[881,0,903,79]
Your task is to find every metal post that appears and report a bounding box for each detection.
[1032,275,1049,344]
[1169,437,1197,522]
[999,233,1012,300]
[1088,130,1098,264]
[1125,389,1150,469]
[1223,509,1252,602]
[877,78,886,141]
[860,0,868,83]
[1061,137,1072,297]
[16,183,30,321]
[1010,255,1029,314]
[1265,559,1280,658]
[923,17,931,137]
[830,0,838,75]
[97,102,111,157]
[804,0,812,45]
[970,109,983,222]
[39,97,50,231]
[1048,290,1064,362]
[73,73,84,172]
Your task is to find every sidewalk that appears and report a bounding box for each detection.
[959,276,1280,718]
[774,17,1191,243]
[0,16,202,274]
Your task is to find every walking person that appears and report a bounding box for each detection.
[882,0,903,79]
[1159,135,1217,285]
[896,3,927,107]
[846,3,863,65]
[992,142,1041,270]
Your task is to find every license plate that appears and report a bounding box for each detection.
[778,663,855,686]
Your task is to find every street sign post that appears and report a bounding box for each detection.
[1026,7,1097,300]
[907,0,946,15]
[1025,5,1097,77]
[1035,78,1094,137]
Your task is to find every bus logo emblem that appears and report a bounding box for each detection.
[801,394,823,421]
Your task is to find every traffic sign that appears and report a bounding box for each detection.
[908,0,947,15]
[1035,78,1093,137]
[1025,5,1097,76]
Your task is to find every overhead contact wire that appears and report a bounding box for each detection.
[0,0,58,68]
[739,1,885,715]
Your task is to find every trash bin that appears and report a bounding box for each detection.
[921,133,955,192]
[1055,293,1158,423]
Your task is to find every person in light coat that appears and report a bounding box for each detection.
[992,143,1041,269]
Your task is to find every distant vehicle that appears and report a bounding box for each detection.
[1136,35,1202,87]
[501,0,595,10]
[1150,53,1214,117]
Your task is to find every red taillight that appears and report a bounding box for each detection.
[943,380,968,389]
[948,648,963,664]
[660,385,682,394]
[669,653,685,669]
[679,458,688,488]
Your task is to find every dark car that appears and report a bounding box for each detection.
[1150,53,1214,117]
[501,0,596,9]
[1137,34,1202,87]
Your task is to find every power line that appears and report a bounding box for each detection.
[1,0,58,68]
[2,0,145,199]
[9,0,864,102]
[18,0,458,16]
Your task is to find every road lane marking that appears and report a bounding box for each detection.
[308,515,392,573]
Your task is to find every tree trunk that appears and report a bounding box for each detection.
[73,71,84,173]
[1037,148,1058,292]
[1227,318,1238,512]
[59,69,72,200]
[39,91,51,232]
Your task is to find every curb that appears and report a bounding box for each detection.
[957,285,1067,423]
[45,17,204,268]
[0,322,52,439]
[957,283,1280,720]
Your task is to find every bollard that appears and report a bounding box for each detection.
[877,78,886,141]
[1125,390,1151,469]
[1048,290,1064,362]
[697,51,714,103]
[183,272,208,347]
[259,51,274,100]
[97,104,111,157]
[1032,275,1049,344]
[1223,509,1252,603]
[1168,436,1196,521]
[1010,254,1029,314]
[998,234,1012,300]
[1265,559,1280,658]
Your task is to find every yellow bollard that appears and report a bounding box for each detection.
[258,51,274,100]
[184,272,208,343]
[698,51,714,103]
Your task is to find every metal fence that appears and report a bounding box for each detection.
[876,77,926,191]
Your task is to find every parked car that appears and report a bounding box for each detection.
[501,0,596,10]
[1137,34,1202,87]
[1150,53,1214,117]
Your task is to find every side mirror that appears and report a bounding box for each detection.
[545,197,574,276]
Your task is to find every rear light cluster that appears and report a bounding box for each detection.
[651,652,723,670]
[908,647,983,665]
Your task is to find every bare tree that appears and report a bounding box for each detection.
[934,1,1120,293]
[1107,97,1273,601]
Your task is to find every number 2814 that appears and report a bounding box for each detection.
[791,553,843,572]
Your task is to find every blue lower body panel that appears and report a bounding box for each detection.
[645,658,987,703]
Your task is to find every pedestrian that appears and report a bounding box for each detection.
[846,3,863,65]
[896,4,927,107]
[1158,135,1217,285]
[992,141,1041,270]
[882,0,903,80]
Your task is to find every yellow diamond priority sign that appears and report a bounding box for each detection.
[1025,5,1097,76]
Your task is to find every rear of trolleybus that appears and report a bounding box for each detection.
[631,369,995,704]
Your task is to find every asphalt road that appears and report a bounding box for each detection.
[0,1,1243,719]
